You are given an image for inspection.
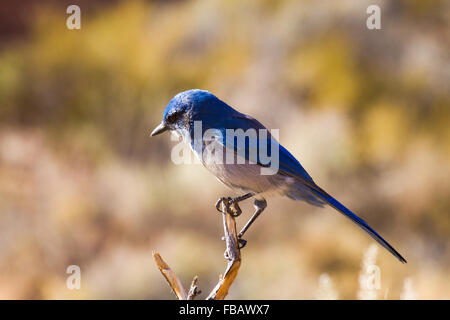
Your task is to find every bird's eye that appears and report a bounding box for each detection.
[166,113,175,122]
[166,112,181,123]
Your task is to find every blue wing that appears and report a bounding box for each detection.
[210,113,315,180]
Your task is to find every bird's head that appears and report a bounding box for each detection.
[150,89,221,137]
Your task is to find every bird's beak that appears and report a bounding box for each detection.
[150,122,168,137]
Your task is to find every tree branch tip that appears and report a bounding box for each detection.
[153,202,242,300]
[152,251,170,270]
[187,276,201,300]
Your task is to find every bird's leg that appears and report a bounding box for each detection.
[215,192,254,217]
[237,198,267,248]
[215,193,256,250]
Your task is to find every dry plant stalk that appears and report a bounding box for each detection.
[152,199,242,300]
[152,251,188,300]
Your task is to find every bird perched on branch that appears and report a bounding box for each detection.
[151,89,406,263]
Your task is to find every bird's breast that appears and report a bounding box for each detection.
[194,139,287,195]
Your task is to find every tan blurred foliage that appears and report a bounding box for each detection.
[0,0,448,299]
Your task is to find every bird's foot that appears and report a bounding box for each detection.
[223,238,246,258]
[237,237,247,249]
[215,197,230,212]
[220,236,247,249]
[230,202,242,217]
[215,197,242,217]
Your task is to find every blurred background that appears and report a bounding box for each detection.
[0,0,449,299]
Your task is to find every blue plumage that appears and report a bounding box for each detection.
[151,89,406,263]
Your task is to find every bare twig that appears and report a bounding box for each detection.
[153,199,242,300]
[152,251,187,300]
[206,200,241,299]
[187,276,201,300]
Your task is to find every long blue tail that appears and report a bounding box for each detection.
[310,188,407,263]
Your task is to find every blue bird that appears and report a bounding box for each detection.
[151,89,406,263]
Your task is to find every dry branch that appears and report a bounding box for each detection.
[152,251,187,300]
[152,199,242,300]
[187,276,201,300]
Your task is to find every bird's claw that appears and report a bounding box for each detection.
[222,237,247,258]
[215,197,231,212]
[238,238,247,249]
[223,238,246,258]
[221,236,247,249]
[215,197,242,217]
[230,202,242,217]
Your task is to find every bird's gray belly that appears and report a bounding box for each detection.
[197,139,288,195]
